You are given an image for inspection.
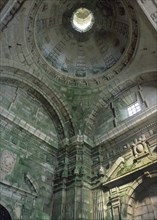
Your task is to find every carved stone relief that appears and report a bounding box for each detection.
[130,135,150,161]
[0,150,17,181]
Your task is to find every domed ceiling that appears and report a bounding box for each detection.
[26,0,138,85]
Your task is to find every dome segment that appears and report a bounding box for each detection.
[26,0,138,84]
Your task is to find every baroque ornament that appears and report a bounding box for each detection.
[131,135,150,159]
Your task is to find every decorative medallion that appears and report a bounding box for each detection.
[131,135,150,160]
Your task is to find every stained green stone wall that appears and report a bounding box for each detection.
[0,84,58,220]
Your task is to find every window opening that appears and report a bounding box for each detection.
[71,8,94,33]
[127,102,141,116]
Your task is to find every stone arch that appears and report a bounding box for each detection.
[0,204,12,220]
[121,170,157,220]
[85,70,157,138]
[0,66,75,140]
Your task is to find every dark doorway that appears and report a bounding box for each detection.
[0,204,12,220]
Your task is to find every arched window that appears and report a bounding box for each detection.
[0,204,12,220]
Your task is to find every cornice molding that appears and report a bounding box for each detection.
[95,105,157,146]
[0,0,26,31]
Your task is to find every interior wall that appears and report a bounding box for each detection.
[93,82,157,137]
[0,84,58,139]
[0,83,58,220]
[0,0,157,219]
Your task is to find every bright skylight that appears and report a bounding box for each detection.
[128,102,141,116]
[71,8,94,33]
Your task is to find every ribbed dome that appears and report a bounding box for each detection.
[26,0,138,83]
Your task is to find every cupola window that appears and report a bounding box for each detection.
[71,8,94,33]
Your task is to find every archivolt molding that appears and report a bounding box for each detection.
[0,66,75,140]
[121,170,157,219]
[125,170,157,201]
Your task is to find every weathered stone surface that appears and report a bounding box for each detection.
[0,0,157,219]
